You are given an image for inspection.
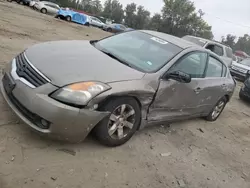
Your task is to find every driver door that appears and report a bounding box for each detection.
[148,51,209,122]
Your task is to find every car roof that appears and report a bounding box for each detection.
[41,1,58,5]
[140,30,198,49]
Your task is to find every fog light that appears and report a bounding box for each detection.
[40,119,50,129]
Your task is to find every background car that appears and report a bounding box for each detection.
[230,58,250,81]
[34,1,60,14]
[56,9,90,26]
[103,23,132,33]
[182,35,234,67]
[89,16,106,28]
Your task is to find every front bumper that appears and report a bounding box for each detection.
[230,69,247,81]
[1,59,109,143]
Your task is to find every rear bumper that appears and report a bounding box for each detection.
[1,60,109,143]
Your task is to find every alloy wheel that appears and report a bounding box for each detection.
[211,101,225,120]
[108,104,136,140]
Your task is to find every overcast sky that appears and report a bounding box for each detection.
[101,0,250,40]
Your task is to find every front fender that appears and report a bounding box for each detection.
[87,80,157,122]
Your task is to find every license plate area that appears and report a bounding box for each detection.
[2,73,16,94]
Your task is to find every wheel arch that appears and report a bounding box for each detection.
[96,92,154,130]
[224,94,231,102]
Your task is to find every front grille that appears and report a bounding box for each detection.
[16,53,48,87]
[7,91,50,129]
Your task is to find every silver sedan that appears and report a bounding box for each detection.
[1,30,236,146]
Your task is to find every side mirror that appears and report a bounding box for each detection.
[165,71,191,83]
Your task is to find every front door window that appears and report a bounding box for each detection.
[169,52,207,78]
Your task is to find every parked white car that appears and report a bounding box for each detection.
[89,16,106,28]
[34,1,60,14]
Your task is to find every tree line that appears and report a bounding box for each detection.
[222,34,250,55]
[56,0,214,39]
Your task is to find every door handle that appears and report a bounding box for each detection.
[194,87,202,94]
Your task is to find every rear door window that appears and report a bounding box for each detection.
[206,56,223,77]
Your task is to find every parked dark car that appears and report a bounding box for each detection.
[7,0,31,5]
[239,77,250,102]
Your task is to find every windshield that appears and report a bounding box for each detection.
[95,31,182,72]
[239,58,250,66]
[182,36,207,47]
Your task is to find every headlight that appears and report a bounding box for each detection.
[50,82,110,106]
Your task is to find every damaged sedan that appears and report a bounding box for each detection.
[1,30,235,146]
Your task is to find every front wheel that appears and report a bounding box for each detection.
[205,96,227,121]
[93,97,141,147]
[85,22,90,26]
[41,8,47,14]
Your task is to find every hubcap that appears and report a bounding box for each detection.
[108,104,136,139]
[211,101,225,119]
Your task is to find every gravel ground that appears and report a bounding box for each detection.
[0,2,250,188]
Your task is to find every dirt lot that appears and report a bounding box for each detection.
[0,2,250,188]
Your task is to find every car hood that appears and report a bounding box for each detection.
[25,40,145,87]
[232,62,250,70]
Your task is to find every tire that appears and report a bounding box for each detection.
[107,28,112,32]
[93,97,141,147]
[41,8,47,14]
[85,22,90,26]
[205,96,227,121]
[7,0,12,2]
[66,16,71,22]
[239,90,245,100]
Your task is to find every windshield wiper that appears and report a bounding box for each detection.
[100,50,132,68]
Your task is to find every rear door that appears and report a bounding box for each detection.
[147,51,209,122]
[200,55,227,114]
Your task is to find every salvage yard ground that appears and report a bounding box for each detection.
[0,2,250,188]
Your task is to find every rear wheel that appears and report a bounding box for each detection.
[41,8,47,14]
[93,97,141,147]
[85,22,90,26]
[66,16,71,22]
[205,96,227,121]
[107,28,112,32]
